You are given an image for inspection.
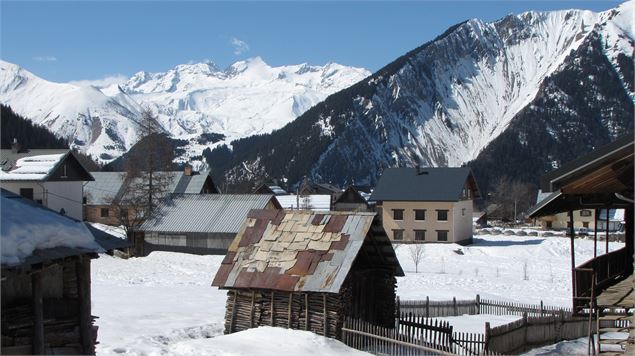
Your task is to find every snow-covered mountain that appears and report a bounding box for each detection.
[208,2,634,191]
[0,58,370,163]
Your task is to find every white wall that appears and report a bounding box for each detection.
[1,181,84,220]
[452,199,473,243]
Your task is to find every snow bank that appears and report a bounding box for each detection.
[168,327,370,356]
[1,194,100,265]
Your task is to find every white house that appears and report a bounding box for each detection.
[0,148,93,220]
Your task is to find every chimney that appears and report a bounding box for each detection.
[184,163,193,176]
[11,138,21,153]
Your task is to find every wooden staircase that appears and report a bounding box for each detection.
[596,307,633,355]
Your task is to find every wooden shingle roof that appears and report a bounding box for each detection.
[212,210,403,293]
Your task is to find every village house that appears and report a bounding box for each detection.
[0,145,94,221]
[369,167,480,244]
[333,186,370,212]
[133,194,280,256]
[83,167,218,225]
[275,194,332,211]
[252,182,289,195]
[0,189,126,355]
[212,210,403,338]
[534,190,597,230]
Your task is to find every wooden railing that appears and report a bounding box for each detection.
[574,247,631,311]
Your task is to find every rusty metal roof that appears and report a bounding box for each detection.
[212,210,403,293]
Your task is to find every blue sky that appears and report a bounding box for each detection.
[1,1,622,84]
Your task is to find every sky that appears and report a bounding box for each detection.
[0,1,624,84]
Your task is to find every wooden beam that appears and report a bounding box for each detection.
[323,294,328,337]
[32,269,44,355]
[76,255,93,355]
[594,208,598,258]
[570,211,576,312]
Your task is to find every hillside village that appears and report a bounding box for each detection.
[1,1,634,356]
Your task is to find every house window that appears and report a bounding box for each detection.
[583,222,589,228]
[393,229,404,241]
[82,196,87,204]
[580,210,592,217]
[393,209,404,220]
[19,188,34,200]
[100,208,109,218]
[437,210,448,221]
[546,221,552,229]
[462,208,466,216]
[567,221,573,228]
[415,230,426,241]
[415,209,426,221]
[437,230,448,241]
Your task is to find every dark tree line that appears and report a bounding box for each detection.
[1,104,102,171]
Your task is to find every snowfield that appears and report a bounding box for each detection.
[92,232,624,355]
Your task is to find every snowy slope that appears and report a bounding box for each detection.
[0,60,142,161]
[0,58,369,165]
[213,2,633,189]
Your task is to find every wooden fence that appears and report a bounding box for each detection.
[485,312,593,354]
[397,295,572,318]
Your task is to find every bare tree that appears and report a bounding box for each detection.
[407,244,425,273]
[488,176,536,222]
[107,109,176,237]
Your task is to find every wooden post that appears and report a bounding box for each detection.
[476,294,480,315]
[605,207,609,254]
[305,293,309,331]
[229,290,238,333]
[77,255,93,355]
[250,290,255,328]
[426,296,429,317]
[32,268,44,355]
[323,294,328,337]
[522,312,528,348]
[569,211,576,312]
[453,297,457,316]
[588,274,596,356]
[271,291,275,326]
[593,208,598,258]
[288,293,293,329]
[540,300,544,316]
[484,322,490,352]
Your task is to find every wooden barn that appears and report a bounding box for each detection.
[1,189,108,355]
[212,210,404,339]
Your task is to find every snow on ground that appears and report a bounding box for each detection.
[91,233,624,355]
[167,327,370,356]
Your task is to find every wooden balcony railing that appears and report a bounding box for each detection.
[574,247,631,311]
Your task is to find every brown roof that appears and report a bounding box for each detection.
[212,210,403,293]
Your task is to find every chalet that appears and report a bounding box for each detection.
[534,190,597,230]
[83,168,218,225]
[212,210,403,338]
[0,189,124,355]
[0,147,94,220]
[297,177,342,206]
[369,167,480,244]
[133,194,280,256]
[528,135,633,353]
[333,186,370,212]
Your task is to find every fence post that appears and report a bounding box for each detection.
[484,321,491,352]
[476,294,480,315]
[453,297,457,316]
[540,300,544,317]
[426,296,429,317]
[523,312,528,348]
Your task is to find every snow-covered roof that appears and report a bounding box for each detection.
[1,189,102,267]
[598,209,625,222]
[0,152,67,181]
[275,194,331,211]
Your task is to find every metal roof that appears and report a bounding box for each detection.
[84,172,127,204]
[212,210,404,293]
[369,167,479,202]
[140,194,276,233]
[85,170,214,204]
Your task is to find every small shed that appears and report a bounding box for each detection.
[212,210,404,339]
[334,186,370,212]
[1,189,108,355]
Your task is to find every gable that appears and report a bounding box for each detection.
[48,152,94,182]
